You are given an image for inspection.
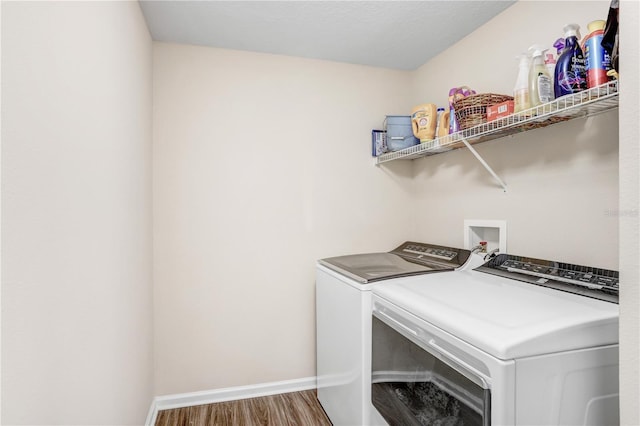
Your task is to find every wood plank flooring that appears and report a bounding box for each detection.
[155,389,332,426]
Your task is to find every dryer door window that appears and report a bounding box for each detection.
[372,315,491,426]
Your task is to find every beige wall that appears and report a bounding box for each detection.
[152,3,638,418]
[408,4,640,424]
[1,2,153,424]
[408,0,618,269]
[409,1,638,424]
[618,1,640,424]
[152,43,415,394]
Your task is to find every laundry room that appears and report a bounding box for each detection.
[1,1,638,425]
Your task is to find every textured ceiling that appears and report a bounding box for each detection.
[139,1,515,71]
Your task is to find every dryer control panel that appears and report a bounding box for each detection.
[476,254,619,303]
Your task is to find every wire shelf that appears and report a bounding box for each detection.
[375,81,619,165]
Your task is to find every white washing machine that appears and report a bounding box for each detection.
[316,241,483,425]
[371,253,620,425]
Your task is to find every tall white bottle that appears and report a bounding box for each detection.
[528,45,554,107]
[514,53,531,113]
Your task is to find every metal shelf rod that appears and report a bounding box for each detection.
[460,137,507,192]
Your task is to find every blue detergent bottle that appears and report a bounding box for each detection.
[554,24,587,97]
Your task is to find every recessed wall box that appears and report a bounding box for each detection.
[464,220,507,254]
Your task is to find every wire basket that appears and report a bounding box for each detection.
[454,93,513,130]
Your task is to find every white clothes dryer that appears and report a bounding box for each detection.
[371,253,619,425]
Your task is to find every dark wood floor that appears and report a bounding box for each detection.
[155,389,332,425]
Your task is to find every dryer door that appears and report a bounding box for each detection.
[372,308,491,426]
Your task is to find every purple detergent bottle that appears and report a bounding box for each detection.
[554,24,587,98]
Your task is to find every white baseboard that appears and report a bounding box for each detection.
[145,376,317,425]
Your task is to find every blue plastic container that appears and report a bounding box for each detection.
[385,115,419,152]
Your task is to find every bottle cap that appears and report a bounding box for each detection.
[587,20,606,32]
[563,23,581,40]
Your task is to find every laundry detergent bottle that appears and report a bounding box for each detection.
[513,54,531,113]
[528,45,554,106]
[583,19,611,88]
[554,24,587,98]
[411,103,437,142]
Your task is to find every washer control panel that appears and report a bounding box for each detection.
[390,241,470,267]
[402,244,458,261]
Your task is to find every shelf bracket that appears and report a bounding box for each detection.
[460,137,507,192]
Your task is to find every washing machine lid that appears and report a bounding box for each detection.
[318,252,443,284]
[318,242,471,284]
[372,269,619,360]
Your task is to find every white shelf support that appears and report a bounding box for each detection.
[460,137,507,192]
